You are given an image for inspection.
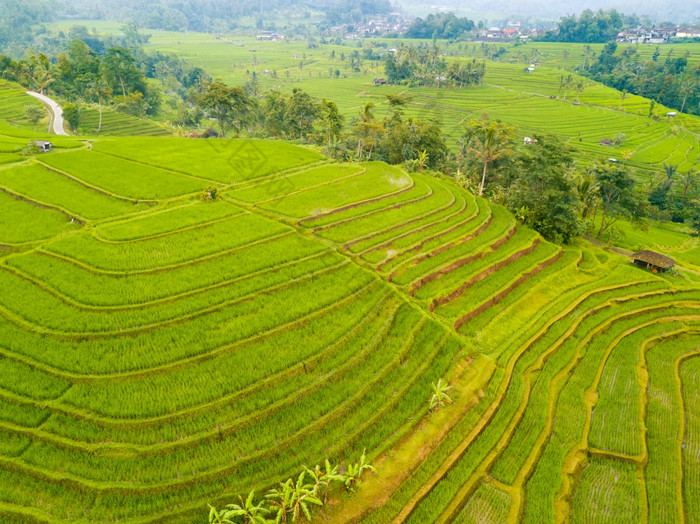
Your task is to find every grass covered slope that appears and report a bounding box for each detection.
[0,131,698,523]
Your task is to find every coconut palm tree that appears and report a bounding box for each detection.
[678,169,697,201]
[87,78,112,133]
[225,491,270,524]
[430,378,453,411]
[464,119,516,196]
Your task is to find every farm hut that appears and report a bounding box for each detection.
[523,137,538,145]
[599,138,614,146]
[373,78,387,85]
[666,111,677,117]
[33,140,52,152]
[631,250,675,273]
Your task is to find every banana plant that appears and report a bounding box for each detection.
[265,479,294,524]
[344,449,376,491]
[225,490,270,524]
[208,504,235,524]
[289,470,323,522]
[430,377,453,411]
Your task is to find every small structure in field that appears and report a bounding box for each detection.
[373,78,387,85]
[32,140,52,152]
[666,111,677,117]
[523,136,538,145]
[631,250,675,273]
[599,138,614,146]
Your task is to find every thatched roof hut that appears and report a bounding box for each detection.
[632,250,675,272]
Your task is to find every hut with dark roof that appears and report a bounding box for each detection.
[631,250,675,273]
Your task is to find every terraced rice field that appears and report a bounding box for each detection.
[77,107,170,136]
[142,34,700,175]
[0,93,699,523]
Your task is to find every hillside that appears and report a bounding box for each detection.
[0,81,699,524]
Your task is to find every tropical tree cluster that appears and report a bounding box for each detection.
[404,13,475,40]
[455,119,664,243]
[384,45,486,87]
[0,28,212,131]
[539,9,635,43]
[208,452,375,523]
[582,43,699,116]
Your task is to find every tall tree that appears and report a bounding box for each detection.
[463,118,516,196]
[591,160,642,237]
[196,81,252,137]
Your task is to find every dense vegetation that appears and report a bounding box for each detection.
[583,42,700,116]
[539,9,638,43]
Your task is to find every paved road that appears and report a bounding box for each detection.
[26,91,69,136]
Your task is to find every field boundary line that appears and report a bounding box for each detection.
[361,191,469,259]
[40,230,294,276]
[0,291,391,430]
[0,279,382,383]
[0,297,400,454]
[554,318,700,521]
[675,347,700,524]
[341,183,455,250]
[3,249,333,311]
[0,260,351,338]
[34,160,157,204]
[297,177,416,225]
[92,208,246,244]
[392,285,675,522]
[309,179,435,233]
[377,197,484,274]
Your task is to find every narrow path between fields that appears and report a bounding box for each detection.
[26,91,68,136]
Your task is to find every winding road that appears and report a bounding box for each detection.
[26,91,69,136]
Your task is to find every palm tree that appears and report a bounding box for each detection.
[208,504,235,524]
[678,169,697,201]
[464,119,516,196]
[343,449,376,491]
[662,163,678,188]
[87,78,112,133]
[619,89,628,110]
[225,491,270,524]
[574,80,585,103]
[430,378,453,411]
[266,479,294,524]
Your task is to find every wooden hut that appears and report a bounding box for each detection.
[631,250,675,273]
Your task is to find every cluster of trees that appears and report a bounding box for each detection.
[193,83,446,170]
[208,452,375,523]
[539,9,637,43]
[194,78,700,245]
[405,13,476,40]
[456,119,700,243]
[583,43,699,116]
[384,44,486,87]
[0,28,212,131]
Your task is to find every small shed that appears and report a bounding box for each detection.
[523,137,538,145]
[33,140,52,152]
[599,138,614,146]
[632,250,675,273]
[666,111,677,117]
[373,78,387,85]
